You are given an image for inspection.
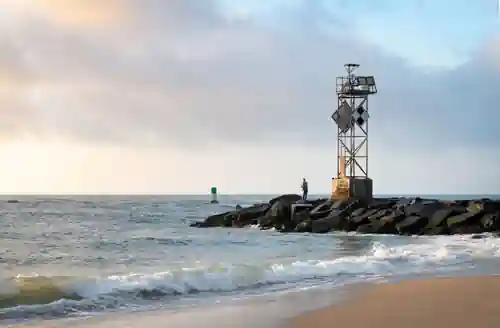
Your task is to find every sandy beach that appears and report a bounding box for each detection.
[289,276,500,328]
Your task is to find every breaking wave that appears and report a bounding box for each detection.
[2,234,500,320]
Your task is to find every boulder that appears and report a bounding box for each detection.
[232,203,270,227]
[189,196,494,236]
[330,198,361,211]
[446,211,484,230]
[471,234,488,239]
[383,210,406,222]
[267,199,291,219]
[310,198,330,207]
[468,200,500,213]
[406,201,447,218]
[309,200,334,219]
[426,207,462,228]
[450,224,484,235]
[269,194,302,206]
[454,199,470,207]
[294,219,312,232]
[480,212,500,231]
[367,209,390,221]
[368,198,397,210]
[260,197,299,230]
[346,209,379,231]
[420,225,449,236]
[190,211,233,228]
[356,220,398,234]
[394,197,413,210]
[292,210,311,224]
[258,215,274,229]
[311,214,345,233]
[396,216,428,235]
[350,208,366,217]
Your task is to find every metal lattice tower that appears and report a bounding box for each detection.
[330,63,377,200]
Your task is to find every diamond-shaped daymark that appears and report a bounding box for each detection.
[331,110,340,124]
[352,104,369,127]
[336,101,354,132]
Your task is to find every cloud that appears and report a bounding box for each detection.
[0,0,127,28]
[0,0,499,193]
[0,0,497,149]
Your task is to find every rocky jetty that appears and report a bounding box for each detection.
[190,194,500,235]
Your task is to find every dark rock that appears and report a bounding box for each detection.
[446,211,484,230]
[356,223,379,234]
[405,201,446,218]
[309,200,334,219]
[468,200,500,213]
[350,208,366,217]
[292,211,311,225]
[190,211,233,228]
[483,200,500,212]
[310,198,330,207]
[384,210,406,221]
[329,199,352,211]
[480,212,500,231]
[357,216,398,234]
[346,209,379,231]
[269,194,302,206]
[190,194,496,236]
[395,197,413,210]
[294,219,312,232]
[396,216,428,235]
[450,224,484,235]
[339,200,362,218]
[454,200,471,207]
[232,203,270,227]
[367,209,390,221]
[374,213,400,233]
[310,210,331,220]
[426,207,463,228]
[368,198,397,210]
[311,215,345,233]
[267,199,291,219]
[261,197,301,231]
[467,201,484,212]
[258,215,274,229]
[471,234,488,239]
[420,225,449,236]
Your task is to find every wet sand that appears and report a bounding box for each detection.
[289,276,500,328]
[9,283,364,328]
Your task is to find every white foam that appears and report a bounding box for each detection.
[60,235,500,300]
[4,234,500,319]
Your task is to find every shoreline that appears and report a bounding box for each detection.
[6,275,500,328]
[7,283,366,328]
[288,275,500,328]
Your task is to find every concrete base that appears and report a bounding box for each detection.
[332,177,373,202]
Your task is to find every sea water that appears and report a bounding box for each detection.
[1,195,500,326]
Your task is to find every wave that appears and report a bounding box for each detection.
[2,234,500,319]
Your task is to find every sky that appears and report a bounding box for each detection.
[0,0,499,195]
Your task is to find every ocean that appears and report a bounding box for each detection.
[1,195,500,327]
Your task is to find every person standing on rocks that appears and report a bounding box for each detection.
[301,178,309,201]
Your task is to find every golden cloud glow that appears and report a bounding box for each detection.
[1,0,127,28]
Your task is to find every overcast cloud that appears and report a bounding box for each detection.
[0,0,498,194]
